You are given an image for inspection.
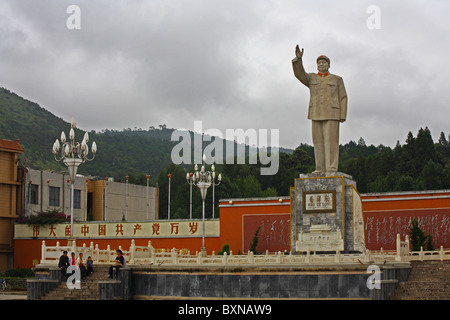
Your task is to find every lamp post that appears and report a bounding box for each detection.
[85,177,89,221]
[211,164,221,219]
[104,177,108,221]
[125,175,129,220]
[146,174,150,219]
[188,154,222,255]
[52,118,97,240]
[168,173,172,220]
[186,172,194,219]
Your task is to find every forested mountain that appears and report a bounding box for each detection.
[339,129,450,193]
[0,87,177,183]
[156,129,450,219]
[1,87,449,220]
[0,87,284,185]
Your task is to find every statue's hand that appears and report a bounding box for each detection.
[295,45,304,59]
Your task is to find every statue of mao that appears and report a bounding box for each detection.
[292,45,348,173]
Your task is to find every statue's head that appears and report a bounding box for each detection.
[316,55,330,73]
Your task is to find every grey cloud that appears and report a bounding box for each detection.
[0,0,449,149]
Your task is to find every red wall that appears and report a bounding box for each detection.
[362,191,450,250]
[219,198,291,254]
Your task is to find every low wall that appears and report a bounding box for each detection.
[129,262,411,300]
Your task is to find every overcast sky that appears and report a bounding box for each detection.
[0,0,449,150]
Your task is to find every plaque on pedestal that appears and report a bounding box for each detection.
[290,172,365,253]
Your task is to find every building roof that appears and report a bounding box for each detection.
[0,139,23,153]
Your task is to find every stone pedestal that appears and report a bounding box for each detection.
[290,172,365,253]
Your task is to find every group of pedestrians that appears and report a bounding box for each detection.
[58,251,94,280]
[58,249,125,280]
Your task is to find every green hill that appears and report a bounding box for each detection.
[0,87,291,185]
[0,87,177,182]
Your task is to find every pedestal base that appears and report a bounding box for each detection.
[296,224,344,252]
[290,172,365,253]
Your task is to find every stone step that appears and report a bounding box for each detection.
[393,295,450,300]
[41,269,111,300]
[393,290,450,296]
[390,261,450,300]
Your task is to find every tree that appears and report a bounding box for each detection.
[368,175,388,192]
[236,175,264,198]
[357,137,366,147]
[249,226,261,254]
[421,159,443,190]
[443,163,450,189]
[414,127,436,172]
[408,218,433,251]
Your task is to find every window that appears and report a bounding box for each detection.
[30,184,39,204]
[49,186,60,207]
[73,189,81,209]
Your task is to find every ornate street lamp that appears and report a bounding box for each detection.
[188,154,222,255]
[52,118,97,239]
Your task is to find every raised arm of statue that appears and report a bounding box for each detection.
[292,45,310,87]
[295,44,304,60]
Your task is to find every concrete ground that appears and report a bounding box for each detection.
[0,291,27,300]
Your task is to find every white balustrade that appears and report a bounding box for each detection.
[39,234,450,267]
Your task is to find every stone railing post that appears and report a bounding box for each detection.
[129,239,136,264]
[276,251,282,264]
[148,240,154,258]
[247,251,254,264]
[107,245,111,263]
[395,234,401,261]
[222,252,227,264]
[40,240,46,264]
[335,250,341,263]
[171,248,178,264]
[94,244,99,262]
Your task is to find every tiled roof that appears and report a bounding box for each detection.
[0,139,23,153]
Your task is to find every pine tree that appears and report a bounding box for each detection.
[408,218,433,251]
[249,226,261,254]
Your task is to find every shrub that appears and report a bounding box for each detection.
[218,244,230,255]
[5,267,35,278]
[16,208,70,226]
